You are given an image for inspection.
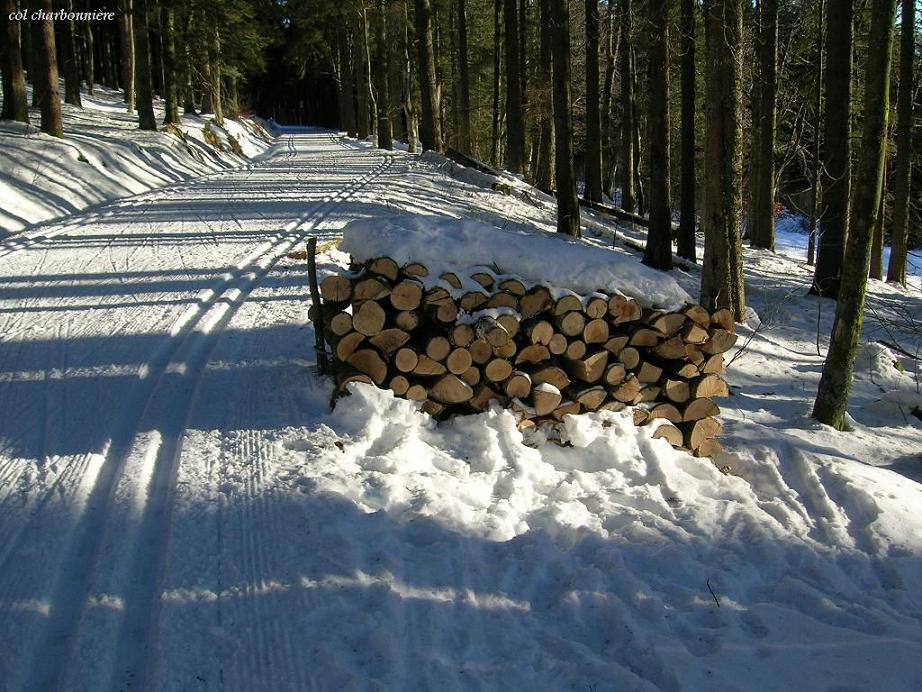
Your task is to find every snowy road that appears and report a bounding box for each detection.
[0,131,398,690]
[2,130,922,692]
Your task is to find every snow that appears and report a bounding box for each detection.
[0,84,272,235]
[420,149,500,190]
[256,381,922,690]
[342,213,692,309]
[775,211,922,280]
[0,109,920,690]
